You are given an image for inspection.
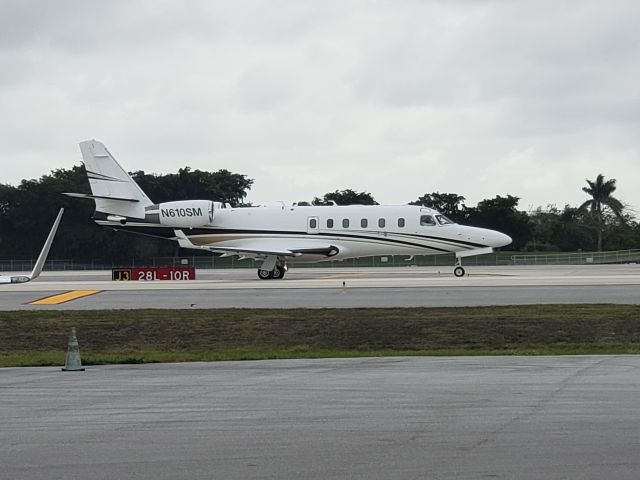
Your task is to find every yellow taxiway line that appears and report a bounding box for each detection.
[30,290,102,305]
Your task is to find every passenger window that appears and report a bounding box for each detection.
[342,219,349,228]
[420,215,436,226]
[327,219,334,228]
[398,218,405,228]
[309,219,317,229]
[378,218,385,228]
[361,218,368,228]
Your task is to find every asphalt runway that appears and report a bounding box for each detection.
[0,265,638,309]
[2,356,640,480]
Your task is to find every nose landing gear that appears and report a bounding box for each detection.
[453,257,466,277]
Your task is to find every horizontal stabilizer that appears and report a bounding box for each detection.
[63,192,140,203]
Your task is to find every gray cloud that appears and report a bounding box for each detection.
[0,0,639,212]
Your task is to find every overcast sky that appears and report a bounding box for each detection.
[1,0,639,211]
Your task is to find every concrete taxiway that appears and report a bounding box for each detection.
[0,265,638,309]
[2,356,640,480]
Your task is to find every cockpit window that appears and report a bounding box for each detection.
[420,215,436,226]
[435,214,455,225]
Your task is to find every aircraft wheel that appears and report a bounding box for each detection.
[453,266,465,277]
[272,265,285,279]
[258,269,273,280]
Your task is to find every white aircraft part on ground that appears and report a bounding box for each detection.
[0,208,64,284]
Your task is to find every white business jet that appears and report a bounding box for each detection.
[0,208,64,284]
[65,140,511,279]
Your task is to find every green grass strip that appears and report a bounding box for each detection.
[1,305,639,367]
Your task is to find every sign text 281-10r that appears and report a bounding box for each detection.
[112,267,196,281]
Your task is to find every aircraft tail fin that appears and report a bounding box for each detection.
[77,140,153,218]
[29,208,64,281]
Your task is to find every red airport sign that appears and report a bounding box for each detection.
[112,267,196,281]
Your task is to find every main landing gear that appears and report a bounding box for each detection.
[257,256,287,280]
[257,264,286,280]
[453,257,466,277]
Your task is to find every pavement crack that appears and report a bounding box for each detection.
[456,356,613,456]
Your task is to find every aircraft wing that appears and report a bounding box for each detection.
[174,231,338,258]
[209,244,339,258]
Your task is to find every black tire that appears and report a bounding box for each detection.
[272,265,285,279]
[258,269,273,280]
[453,266,465,277]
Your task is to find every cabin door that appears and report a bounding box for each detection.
[307,216,320,234]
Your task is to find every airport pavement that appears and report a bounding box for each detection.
[2,356,640,479]
[0,265,638,309]
[1,284,638,310]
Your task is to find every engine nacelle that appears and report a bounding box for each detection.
[146,200,214,228]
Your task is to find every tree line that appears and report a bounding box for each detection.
[0,166,637,263]
[0,166,252,263]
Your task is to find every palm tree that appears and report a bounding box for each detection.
[579,174,625,251]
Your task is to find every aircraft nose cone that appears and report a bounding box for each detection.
[466,228,512,248]
[474,228,512,247]
[492,231,512,247]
